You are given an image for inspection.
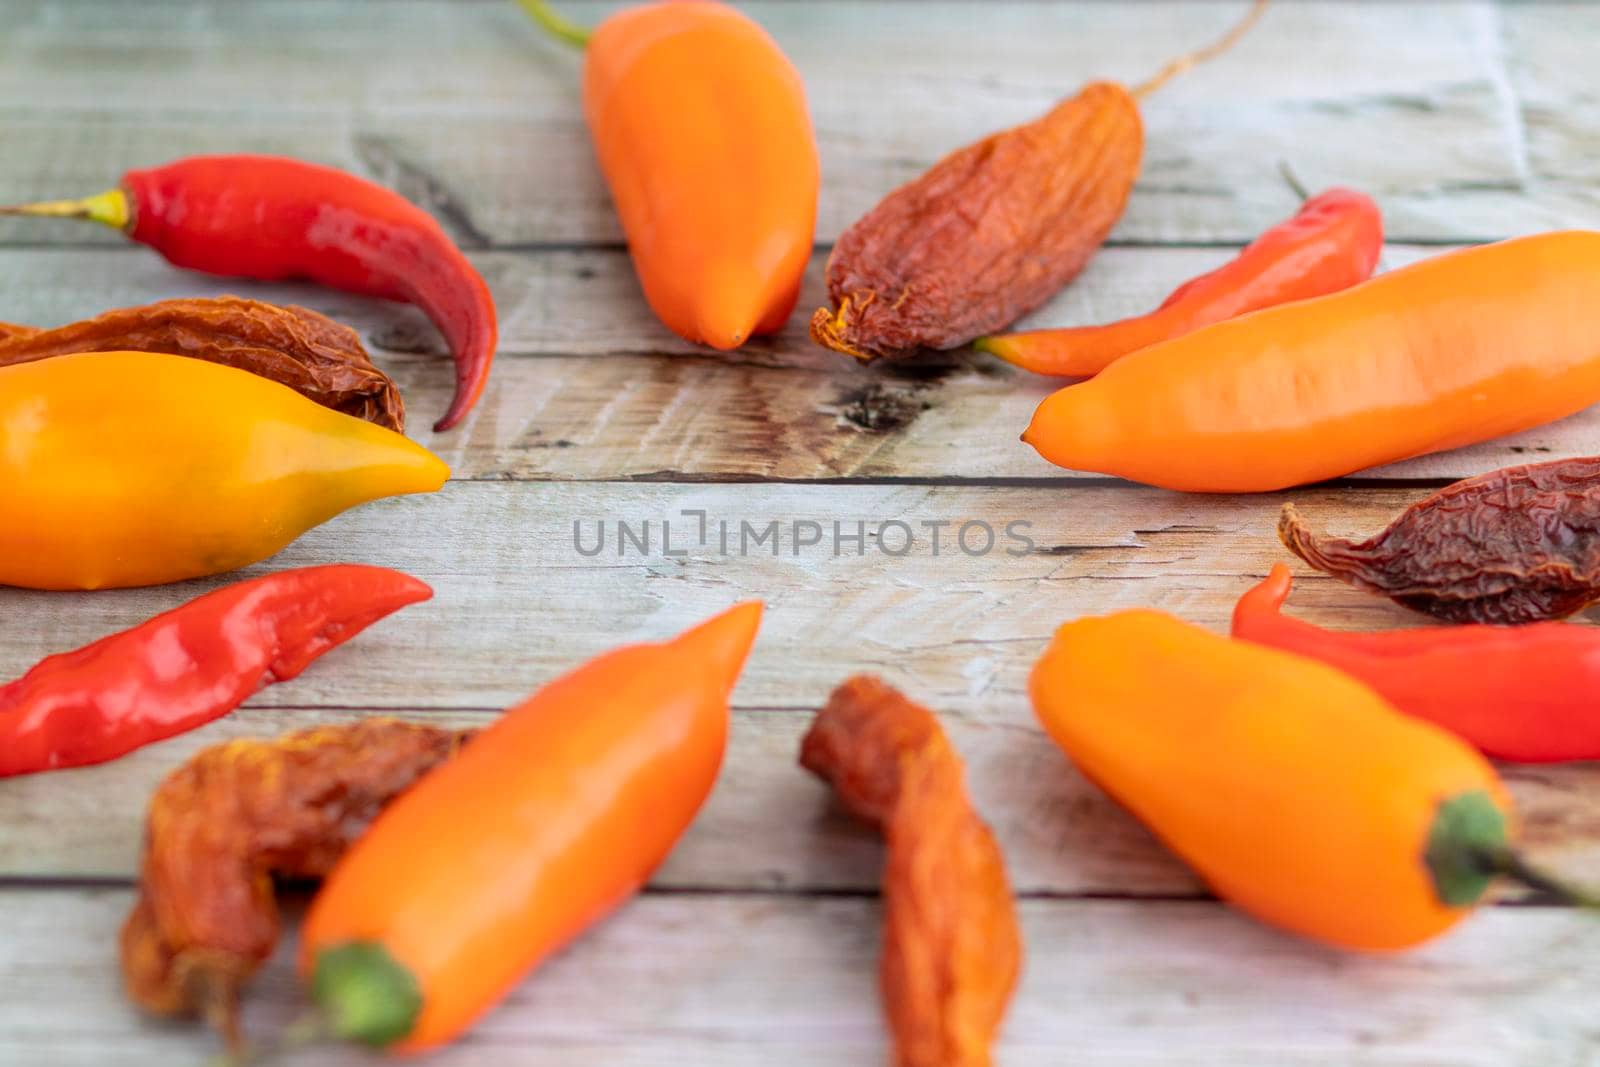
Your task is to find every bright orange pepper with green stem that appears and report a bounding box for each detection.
[0,351,446,590]
[1031,609,1599,951]
[519,0,818,349]
[299,602,763,1051]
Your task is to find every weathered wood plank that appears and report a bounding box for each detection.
[0,482,1485,714]
[5,244,1599,483]
[6,887,1599,1066]
[6,483,1600,893]
[2,1,1592,246]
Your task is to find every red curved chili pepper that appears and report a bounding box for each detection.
[1232,564,1600,763]
[0,155,497,431]
[977,187,1383,377]
[0,564,432,776]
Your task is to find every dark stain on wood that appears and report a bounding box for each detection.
[833,382,931,433]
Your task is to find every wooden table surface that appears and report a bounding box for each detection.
[4,2,1600,1064]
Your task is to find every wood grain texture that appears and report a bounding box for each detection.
[1,1,1595,248]
[4,243,1598,483]
[7,887,1600,1067]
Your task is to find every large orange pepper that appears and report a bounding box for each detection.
[299,602,763,1051]
[1031,609,1592,951]
[0,351,446,590]
[520,0,818,349]
[1023,231,1600,492]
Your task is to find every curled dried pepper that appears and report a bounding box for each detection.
[298,603,762,1051]
[121,718,474,1047]
[521,0,818,350]
[800,676,1021,1067]
[0,565,430,776]
[0,351,446,590]
[1279,456,1600,624]
[1032,609,1598,951]
[978,187,1383,377]
[0,297,403,431]
[1234,564,1600,762]
[1024,231,1600,492]
[1,155,497,430]
[810,2,1266,362]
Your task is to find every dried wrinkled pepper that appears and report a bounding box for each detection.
[1032,609,1599,951]
[810,1,1266,362]
[0,298,403,431]
[121,718,475,1048]
[800,676,1021,1067]
[1234,564,1600,762]
[1279,457,1600,624]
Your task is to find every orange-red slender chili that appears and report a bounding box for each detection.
[0,565,430,776]
[978,188,1383,377]
[1233,564,1600,763]
[0,155,498,431]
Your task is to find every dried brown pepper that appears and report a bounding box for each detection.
[120,718,474,1047]
[0,297,404,431]
[1279,456,1600,624]
[810,2,1267,362]
[800,675,1021,1067]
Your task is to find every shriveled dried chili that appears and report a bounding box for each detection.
[1279,457,1600,624]
[0,565,431,774]
[0,298,403,431]
[810,1,1266,362]
[121,718,474,1047]
[800,675,1021,1067]
[1234,564,1600,762]
[1,154,497,431]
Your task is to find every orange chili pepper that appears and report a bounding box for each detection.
[520,0,818,350]
[1023,230,1600,492]
[299,602,763,1051]
[978,187,1383,377]
[1031,609,1597,951]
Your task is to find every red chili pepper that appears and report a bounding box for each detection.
[0,155,497,431]
[0,564,431,776]
[1232,564,1600,763]
[977,188,1383,377]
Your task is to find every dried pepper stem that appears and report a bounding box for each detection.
[1130,0,1270,100]
[0,188,130,227]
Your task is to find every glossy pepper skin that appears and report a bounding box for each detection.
[300,602,764,1051]
[1233,564,1600,763]
[0,566,431,777]
[1023,231,1600,492]
[0,351,448,590]
[1032,609,1518,951]
[580,1,818,349]
[1,155,497,431]
[979,188,1383,377]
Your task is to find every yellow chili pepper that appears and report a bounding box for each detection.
[0,351,448,590]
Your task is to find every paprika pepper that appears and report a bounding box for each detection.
[299,602,763,1051]
[1023,230,1600,492]
[520,0,818,350]
[1031,609,1597,951]
[978,187,1383,377]
[1233,565,1600,763]
[0,351,447,589]
[0,155,497,431]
